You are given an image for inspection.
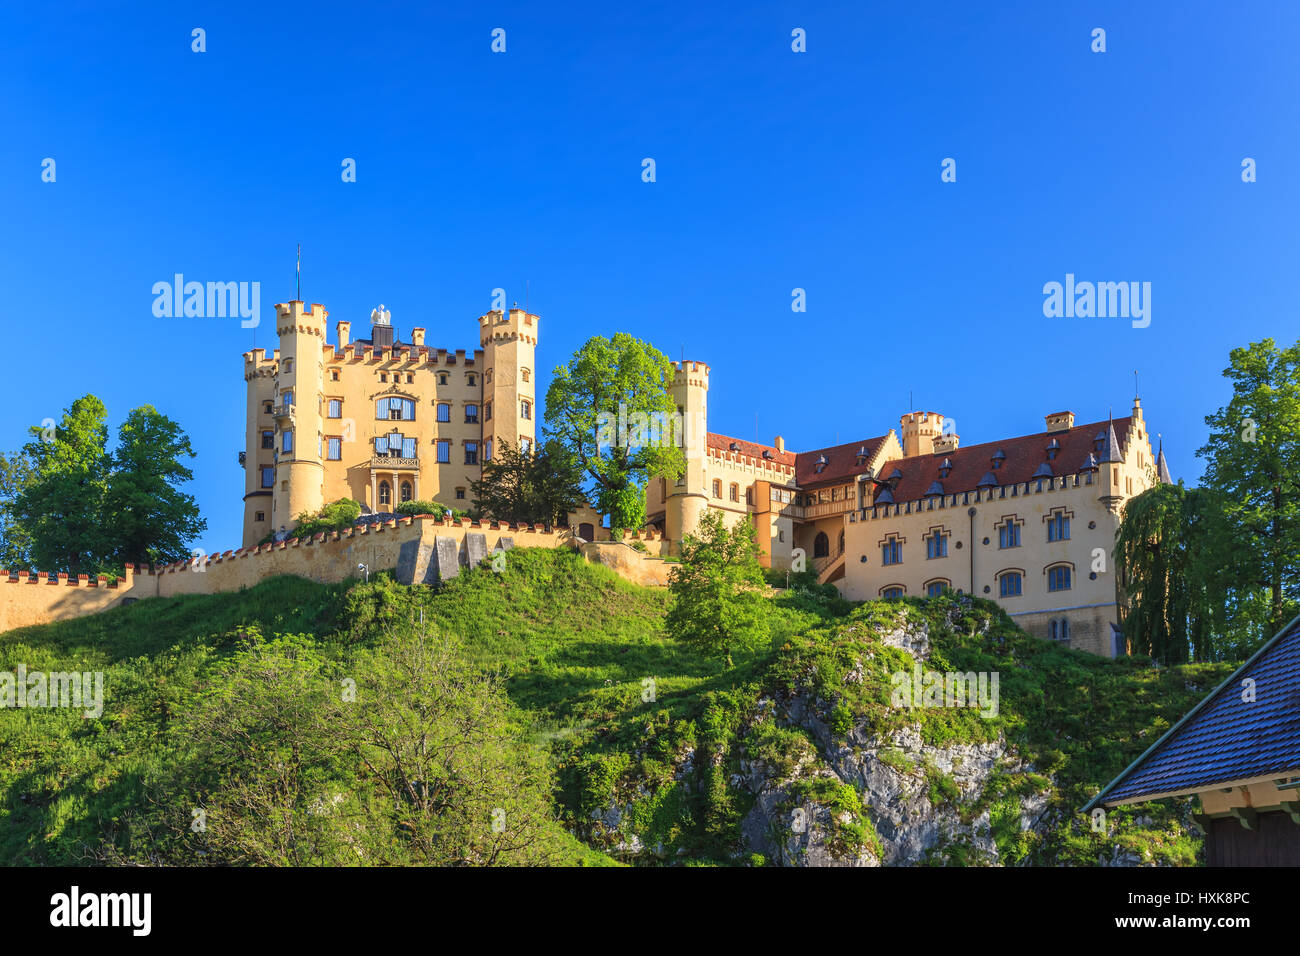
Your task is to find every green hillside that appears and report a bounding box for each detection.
[0,547,1233,866]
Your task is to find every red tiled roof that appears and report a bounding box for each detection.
[879,417,1132,503]
[795,436,890,487]
[706,433,796,468]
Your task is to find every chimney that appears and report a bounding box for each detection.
[411,327,426,347]
[1045,411,1075,433]
[336,321,350,350]
[774,435,784,454]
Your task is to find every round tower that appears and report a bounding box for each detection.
[273,301,327,527]
[665,359,710,549]
[899,411,944,458]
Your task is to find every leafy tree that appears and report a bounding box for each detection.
[544,334,685,533]
[470,438,584,526]
[1116,483,1223,663]
[666,511,768,666]
[0,450,34,569]
[103,405,206,567]
[12,395,112,575]
[1196,338,1300,636]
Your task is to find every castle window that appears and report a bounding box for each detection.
[260,466,274,488]
[926,580,950,598]
[729,483,739,502]
[283,390,293,406]
[1047,511,1070,542]
[326,437,341,461]
[522,369,530,382]
[521,400,532,420]
[330,370,339,381]
[437,403,450,423]
[485,402,492,421]
[437,440,450,464]
[327,399,342,418]
[925,530,948,559]
[255,511,265,523]
[838,529,845,554]
[377,397,415,421]
[455,487,465,500]
[998,520,1021,549]
[881,536,902,566]
[438,373,448,386]
[520,438,532,455]
[380,373,387,383]
[485,439,493,462]
[1047,565,1072,592]
[468,374,476,387]
[999,571,1022,597]
[261,430,274,449]
[263,401,273,415]
[814,532,830,558]
[713,479,722,498]
[465,404,480,424]
[486,369,493,383]
[778,530,785,543]
[881,586,904,599]
[282,431,294,454]
[400,481,412,503]
[465,442,479,465]
[1050,618,1071,643]
[745,487,753,506]
[283,358,292,372]
[379,482,391,506]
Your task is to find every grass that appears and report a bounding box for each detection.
[0,548,1234,867]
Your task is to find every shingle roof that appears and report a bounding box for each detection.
[794,436,889,487]
[1086,614,1300,809]
[877,417,1133,504]
[706,433,796,468]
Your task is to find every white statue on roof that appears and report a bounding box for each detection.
[371,304,391,326]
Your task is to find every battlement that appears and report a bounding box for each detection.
[851,471,1098,523]
[478,308,539,347]
[328,343,483,366]
[275,300,328,337]
[670,360,710,389]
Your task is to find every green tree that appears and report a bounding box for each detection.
[290,497,362,540]
[103,405,206,567]
[12,395,112,575]
[665,511,768,666]
[1197,338,1300,636]
[470,438,584,526]
[544,334,685,533]
[0,450,35,569]
[1115,483,1223,663]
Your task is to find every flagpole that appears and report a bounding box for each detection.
[296,243,301,301]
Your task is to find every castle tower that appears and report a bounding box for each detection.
[900,411,945,457]
[272,301,327,528]
[479,307,539,460]
[241,347,277,545]
[664,360,710,549]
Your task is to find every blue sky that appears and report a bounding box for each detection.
[1,1,1297,556]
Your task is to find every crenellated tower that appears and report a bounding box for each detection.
[664,359,710,548]
[272,301,327,527]
[479,307,539,460]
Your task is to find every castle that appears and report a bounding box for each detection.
[246,302,1170,658]
[241,301,538,546]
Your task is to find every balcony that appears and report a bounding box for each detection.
[803,496,858,520]
[371,454,420,471]
[271,403,295,425]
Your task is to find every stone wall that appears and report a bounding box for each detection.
[0,517,674,632]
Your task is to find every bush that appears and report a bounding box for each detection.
[291,498,362,539]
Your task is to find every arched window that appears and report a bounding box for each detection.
[400,481,412,503]
[925,580,949,598]
[379,481,391,506]
[729,483,739,502]
[814,532,830,558]
[999,571,1023,597]
[881,586,904,599]
[712,479,722,498]
[1047,564,1072,592]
